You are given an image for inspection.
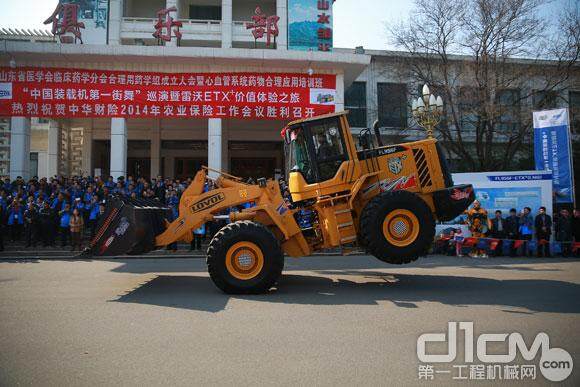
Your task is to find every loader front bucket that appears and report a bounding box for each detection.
[84,197,171,257]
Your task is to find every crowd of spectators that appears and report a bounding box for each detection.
[0,174,206,252]
[2,174,579,259]
[438,200,580,258]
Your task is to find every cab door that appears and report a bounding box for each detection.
[304,115,349,183]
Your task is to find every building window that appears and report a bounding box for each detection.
[496,89,521,133]
[569,91,580,133]
[377,83,407,128]
[460,88,521,133]
[533,90,561,110]
[344,82,367,127]
[189,5,221,20]
[459,87,479,132]
[30,152,38,178]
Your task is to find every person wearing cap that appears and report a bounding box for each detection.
[74,197,84,215]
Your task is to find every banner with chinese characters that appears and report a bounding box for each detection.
[533,108,575,204]
[288,0,333,51]
[0,67,336,120]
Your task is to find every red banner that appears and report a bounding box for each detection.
[0,67,337,120]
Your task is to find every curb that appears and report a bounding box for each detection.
[0,251,350,260]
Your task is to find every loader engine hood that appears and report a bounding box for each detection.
[85,197,171,257]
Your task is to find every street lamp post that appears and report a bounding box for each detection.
[411,84,444,139]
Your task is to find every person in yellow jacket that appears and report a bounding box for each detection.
[465,200,489,258]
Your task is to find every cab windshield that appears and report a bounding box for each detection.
[284,117,347,184]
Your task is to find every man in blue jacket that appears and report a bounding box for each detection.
[88,196,101,238]
[7,201,24,242]
[59,203,71,247]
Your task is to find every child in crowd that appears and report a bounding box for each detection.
[453,228,464,257]
[69,208,84,251]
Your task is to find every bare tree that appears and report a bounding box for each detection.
[388,0,579,171]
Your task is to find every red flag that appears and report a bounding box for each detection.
[463,237,478,247]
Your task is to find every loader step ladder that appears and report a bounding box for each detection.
[333,203,357,246]
[317,194,358,250]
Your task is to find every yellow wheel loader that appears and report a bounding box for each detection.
[87,111,474,294]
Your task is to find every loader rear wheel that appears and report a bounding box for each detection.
[360,190,435,264]
[207,221,284,294]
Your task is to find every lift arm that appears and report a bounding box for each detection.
[155,170,266,246]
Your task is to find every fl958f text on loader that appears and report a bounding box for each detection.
[87,111,474,294]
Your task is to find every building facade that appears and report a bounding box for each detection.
[1,0,369,180]
[1,2,578,191]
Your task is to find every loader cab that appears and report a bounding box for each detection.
[283,112,362,202]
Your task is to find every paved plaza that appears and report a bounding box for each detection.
[1,255,578,386]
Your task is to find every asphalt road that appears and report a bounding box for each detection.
[1,255,579,386]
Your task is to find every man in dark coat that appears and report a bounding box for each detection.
[534,206,552,257]
[23,202,39,248]
[573,209,580,257]
[574,209,580,242]
[489,210,505,256]
[504,208,520,257]
[38,202,54,247]
[555,209,573,257]
[154,177,166,204]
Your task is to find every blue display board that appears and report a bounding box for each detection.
[453,171,553,218]
[533,108,575,204]
[472,187,542,214]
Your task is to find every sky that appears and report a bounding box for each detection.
[0,0,573,50]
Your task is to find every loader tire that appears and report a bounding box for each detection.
[360,190,435,264]
[207,221,284,294]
